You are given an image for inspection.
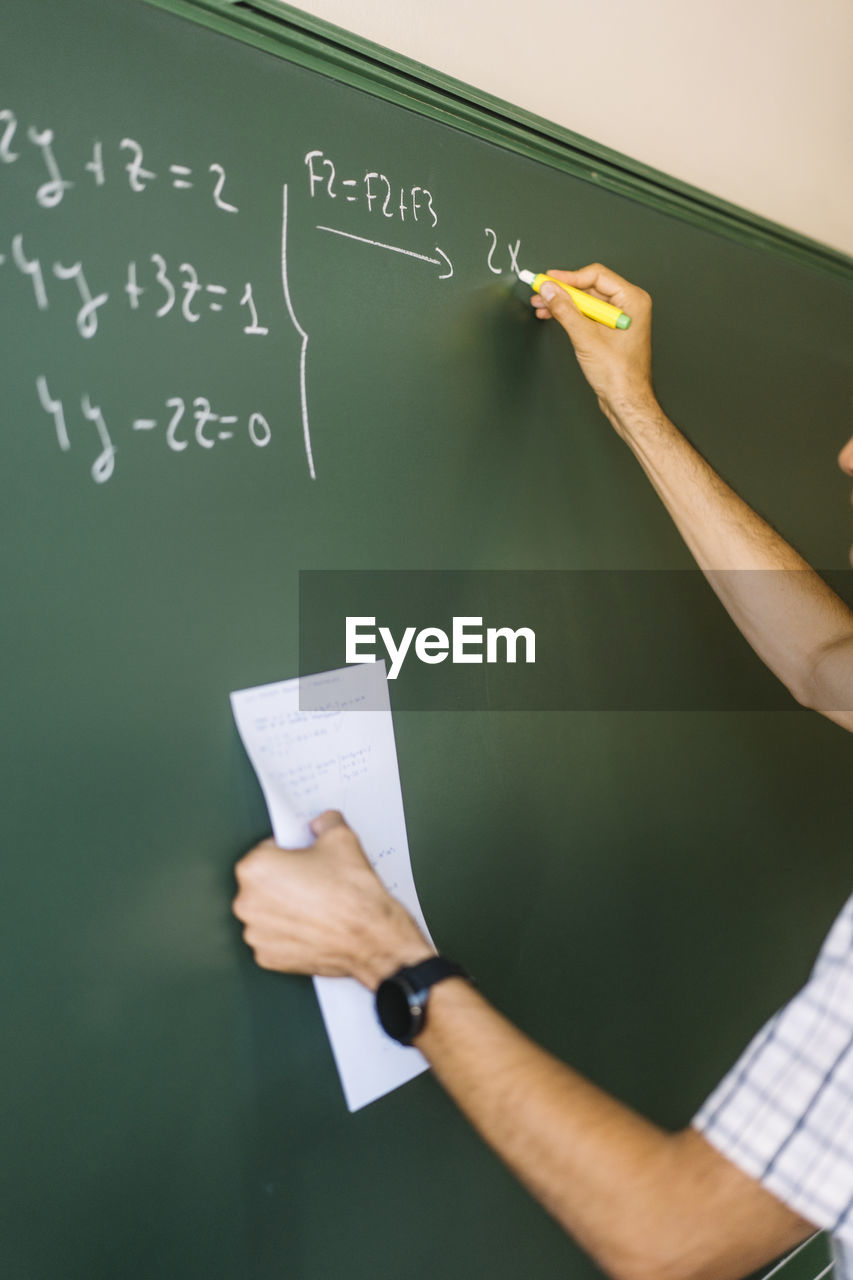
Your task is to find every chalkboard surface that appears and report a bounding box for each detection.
[2,3,851,1278]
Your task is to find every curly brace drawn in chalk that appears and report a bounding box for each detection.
[281,183,315,480]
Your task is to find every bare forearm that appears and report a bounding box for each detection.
[415,979,812,1280]
[417,978,675,1279]
[610,396,853,727]
[234,816,815,1279]
[532,265,853,729]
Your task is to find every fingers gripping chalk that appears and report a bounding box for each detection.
[518,269,631,330]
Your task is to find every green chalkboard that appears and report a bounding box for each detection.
[1,2,851,1278]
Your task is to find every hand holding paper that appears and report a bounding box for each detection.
[230,662,436,1111]
[234,810,434,987]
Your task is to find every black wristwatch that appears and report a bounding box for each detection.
[375,956,470,1045]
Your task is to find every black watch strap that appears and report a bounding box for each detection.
[375,955,471,1044]
[400,956,468,989]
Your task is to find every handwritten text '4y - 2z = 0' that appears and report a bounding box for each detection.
[36,377,274,485]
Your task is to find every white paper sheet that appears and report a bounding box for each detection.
[230,661,433,1111]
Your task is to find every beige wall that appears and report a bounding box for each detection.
[285,0,853,257]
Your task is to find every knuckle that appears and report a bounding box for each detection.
[235,850,260,881]
[326,826,355,852]
[236,840,277,882]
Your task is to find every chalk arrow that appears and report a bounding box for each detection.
[317,225,454,280]
[435,246,453,280]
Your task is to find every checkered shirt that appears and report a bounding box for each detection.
[693,893,853,1280]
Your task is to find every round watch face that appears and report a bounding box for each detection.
[376,977,420,1043]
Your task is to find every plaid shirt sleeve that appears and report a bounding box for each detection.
[693,894,853,1273]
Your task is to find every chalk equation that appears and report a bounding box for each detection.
[0,109,239,212]
[4,99,532,489]
[484,227,523,277]
[305,148,438,227]
[36,376,274,484]
[4,234,271,340]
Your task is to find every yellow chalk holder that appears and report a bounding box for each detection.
[519,270,631,329]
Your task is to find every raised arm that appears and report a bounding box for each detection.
[532,266,853,731]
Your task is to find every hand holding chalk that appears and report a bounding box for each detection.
[519,269,631,329]
[525,263,657,430]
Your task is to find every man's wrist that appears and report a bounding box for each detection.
[353,902,436,991]
[601,385,662,438]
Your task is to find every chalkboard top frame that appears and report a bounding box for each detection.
[140,0,853,281]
